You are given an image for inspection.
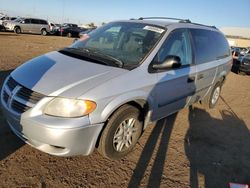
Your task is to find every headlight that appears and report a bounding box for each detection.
[44,98,96,118]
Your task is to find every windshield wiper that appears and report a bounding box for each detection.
[62,47,124,68]
[81,48,124,68]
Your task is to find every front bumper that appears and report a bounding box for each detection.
[1,99,104,157]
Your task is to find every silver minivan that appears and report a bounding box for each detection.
[5,18,50,35]
[1,18,232,159]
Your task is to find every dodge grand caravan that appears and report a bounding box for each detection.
[1,17,232,160]
[5,18,50,35]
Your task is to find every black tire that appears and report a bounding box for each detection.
[41,29,47,36]
[14,27,21,34]
[98,104,143,160]
[203,82,222,109]
[67,32,72,38]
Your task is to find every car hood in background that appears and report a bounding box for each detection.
[11,51,128,98]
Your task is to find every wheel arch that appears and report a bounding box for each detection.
[94,94,155,148]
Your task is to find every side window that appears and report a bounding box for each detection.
[213,32,230,59]
[31,19,39,24]
[24,19,31,24]
[190,29,230,64]
[154,29,192,66]
[40,20,48,25]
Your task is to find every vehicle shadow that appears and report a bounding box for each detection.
[0,70,24,161]
[128,113,177,188]
[185,106,250,187]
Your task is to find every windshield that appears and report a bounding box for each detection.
[66,22,165,69]
[14,18,23,23]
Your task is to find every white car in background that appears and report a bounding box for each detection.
[0,16,17,25]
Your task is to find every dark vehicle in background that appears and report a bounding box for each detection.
[55,23,78,36]
[61,23,78,28]
[0,24,5,31]
[231,47,250,74]
[239,54,250,75]
[59,26,88,37]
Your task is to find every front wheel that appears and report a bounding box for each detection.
[98,104,143,160]
[14,27,21,34]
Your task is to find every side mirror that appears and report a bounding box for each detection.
[21,21,25,24]
[152,55,181,70]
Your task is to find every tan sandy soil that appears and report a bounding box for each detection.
[0,32,249,188]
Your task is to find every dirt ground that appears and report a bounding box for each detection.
[0,32,249,188]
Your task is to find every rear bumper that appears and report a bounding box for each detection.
[1,100,104,157]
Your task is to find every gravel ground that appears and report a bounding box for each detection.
[0,32,249,188]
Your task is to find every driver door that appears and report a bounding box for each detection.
[151,29,197,120]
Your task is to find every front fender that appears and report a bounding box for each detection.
[90,90,156,127]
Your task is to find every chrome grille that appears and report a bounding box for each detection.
[1,76,46,114]
[11,100,31,114]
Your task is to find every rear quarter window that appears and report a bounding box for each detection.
[40,20,48,25]
[190,29,230,64]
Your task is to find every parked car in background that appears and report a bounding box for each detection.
[59,26,87,37]
[5,18,50,35]
[48,22,61,34]
[4,18,24,31]
[0,24,5,31]
[1,17,232,160]
[61,23,78,28]
[239,54,250,75]
[0,16,17,25]
[54,23,78,36]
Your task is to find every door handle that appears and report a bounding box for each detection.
[197,74,204,80]
[187,76,195,83]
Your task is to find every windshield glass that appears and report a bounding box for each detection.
[14,18,23,23]
[68,22,165,69]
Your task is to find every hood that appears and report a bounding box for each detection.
[11,51,128,98]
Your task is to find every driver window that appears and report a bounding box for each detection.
[154,29,192,66]
[24,19,31,24]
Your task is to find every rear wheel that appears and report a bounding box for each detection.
[41,29,47,36]
[203,82,221,109]
[98,104,143,160]
[14,27,21,34]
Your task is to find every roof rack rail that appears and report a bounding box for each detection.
[189,22,217,29]
[131,17,217,29]
[135,17,191,23]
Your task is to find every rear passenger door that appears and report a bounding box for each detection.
[31,19,41,33]
[190,29,229,102]
[151,29,196,120]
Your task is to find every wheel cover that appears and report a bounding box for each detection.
[211,86,220,105]
[113,118,138,152]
